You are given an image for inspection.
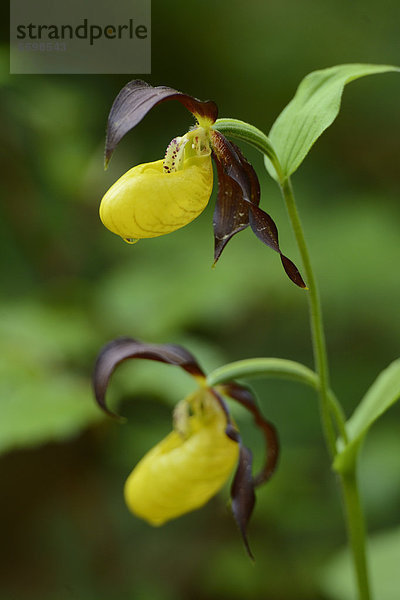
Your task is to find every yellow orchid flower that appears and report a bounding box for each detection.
[93,337,279,557]
[124,389,239,526]
[100,80,306,287]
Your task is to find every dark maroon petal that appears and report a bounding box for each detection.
[247,203,279,252]
[223,382,279,486]
[222,381,279,559]
[211,131,306,288]
[211,130,253,206]
[209,388,234,428]
[280,255,307,289]
[105,80,218,165]
[211,132,259,263]
[93,336,205,418]
[231,444,256,560]
[249,206,306,286]
[213,155,251,263]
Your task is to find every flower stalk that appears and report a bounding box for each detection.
[279,177,337,458]
[341,470,371,600]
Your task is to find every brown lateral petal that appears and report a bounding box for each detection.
[280,254,307,290]
[247,202,279,252]
[211,132,259,263]
[223,382,279,486]
[209,388,235,428]
[230,444,256,560]
[249,205,305,286]
[211,130,253,206]
[222,381,280,559]
[213,155,251,263]
[93,336,205,418]
[211,130,306,288]
[105,80,218,166]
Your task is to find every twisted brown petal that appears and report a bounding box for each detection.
[105,80,218,166]
[230,444,256,560]
[221,382,279,559]
[212,139,262,262]
[93,337,205,419]
[223,382,279,486]
[213,157,251,263]
[211,130,306,288]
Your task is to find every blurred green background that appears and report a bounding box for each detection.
[1,1,400,599]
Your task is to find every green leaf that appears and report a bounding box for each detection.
[334,359,400,473]
[0,301,103,454]
[320,526,400,600]
[0,371,102,454]
[266,63,399,180]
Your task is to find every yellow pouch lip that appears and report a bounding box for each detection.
[124,411,239,526]
[99,151,213,240]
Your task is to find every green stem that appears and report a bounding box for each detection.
[340,471,371,600]
[282,178,372,599]
[280,177,337,457]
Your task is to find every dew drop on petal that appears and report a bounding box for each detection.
[124,237,139,244]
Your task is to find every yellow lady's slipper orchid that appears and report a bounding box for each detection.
[93,337,279,557]
[100,80,306,287]
[124,390,239,525]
